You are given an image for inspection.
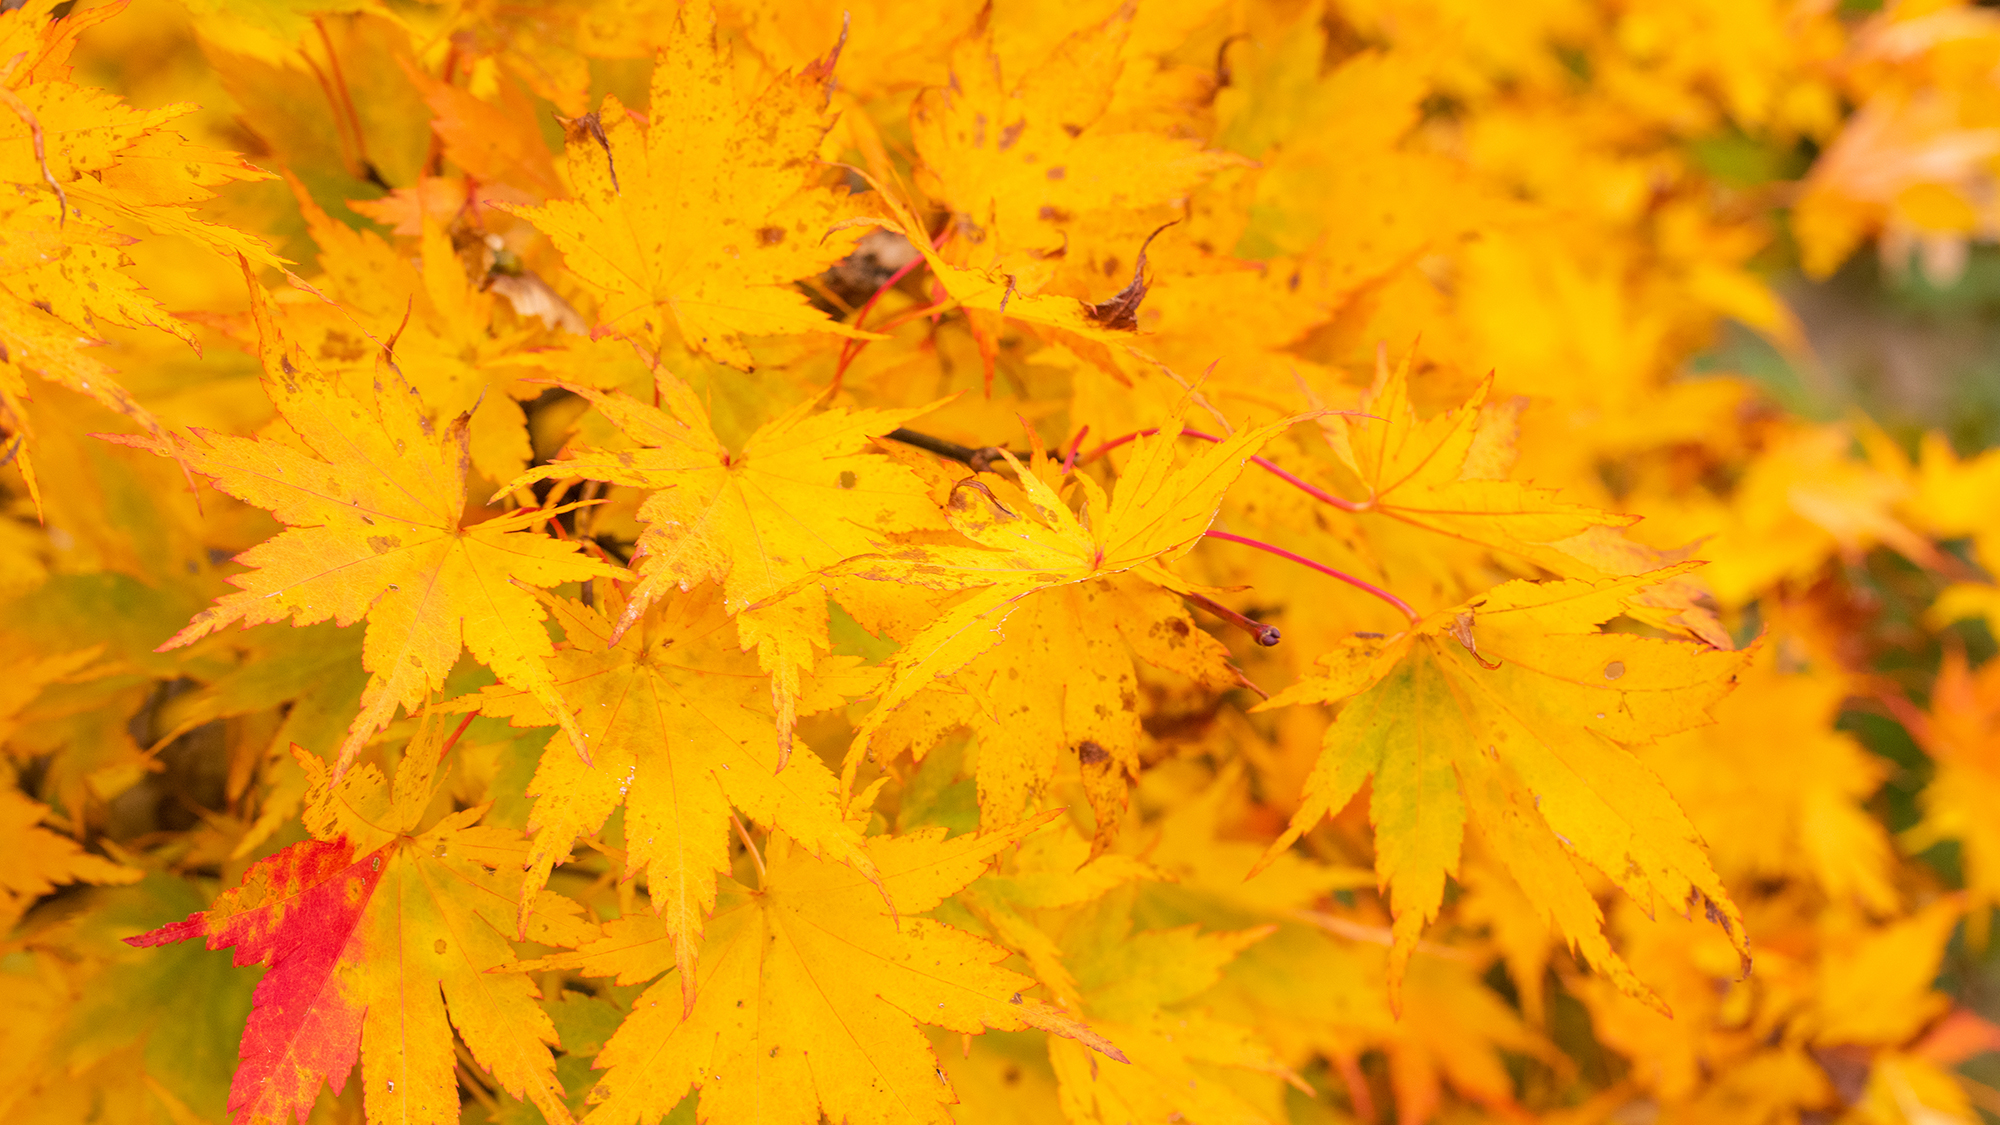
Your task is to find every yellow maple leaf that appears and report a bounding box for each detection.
[955,820,1164,1007]
[1231,351,1732,647]
[0,0,279,504]
[1045,892,1301,1125]
[506,0,870,367]
[109,283,623,778]
[533,818,1125,1125]
[1808,897,1962,1047]
[1321,351,1635,560]
[867,190,1160,352]
[1257,566,1750,1009]
[1644,637,1898,913]
[863,572,1240,854]
[0,786,141,932]
[910,3,1238,279]
[455,584,876,992]
[509,376,943,760]
[1377,955,1557,1125]
[830,417,1300,845]
[280,188,559,483]
[1693,423,1939,607]
[0,641,103,748]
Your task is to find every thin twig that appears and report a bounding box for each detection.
[831,223,954,390]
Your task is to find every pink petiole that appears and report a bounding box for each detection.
[1203,530,1421,624]
[831,224,956,391]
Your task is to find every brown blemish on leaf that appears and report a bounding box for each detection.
[948,476,1014,516]
[1446,611,1501,670]
[560,111,619,191]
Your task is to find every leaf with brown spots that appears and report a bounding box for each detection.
[449,584,874,1001]
[505,0,873,368]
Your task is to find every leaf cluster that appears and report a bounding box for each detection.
[4,3,2000,1125]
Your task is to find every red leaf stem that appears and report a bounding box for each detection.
[1203,530,1420,623]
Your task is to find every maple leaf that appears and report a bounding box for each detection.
[1321,353,1633,552]
[279,185,559,483]
[908,3,1237,282]
[506,0,869,367]
[1696,423,1941,607]
[862,572,1240,854]
[1900,652,2000,917]
[108,281,624,777]
[1319,351,1739,644]
[0,786,142,931]
[1034,891,1301,1125]
[454,584,875,991]
[1643,636,1898,913]
[1809,896,1963,1046]
[508,375,941,760]
[0,640,103,748]
[0,0,279,502]
[125,720,596,1125]
[867,193,1162,350]
[829,417,1300,845]
[1377,954,1559,1125]
[531,817,1125,1125]
[1256,566,1750,1008]
[954,820,1164,1007]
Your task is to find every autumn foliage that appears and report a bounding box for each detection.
[10,0,2000,1123]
